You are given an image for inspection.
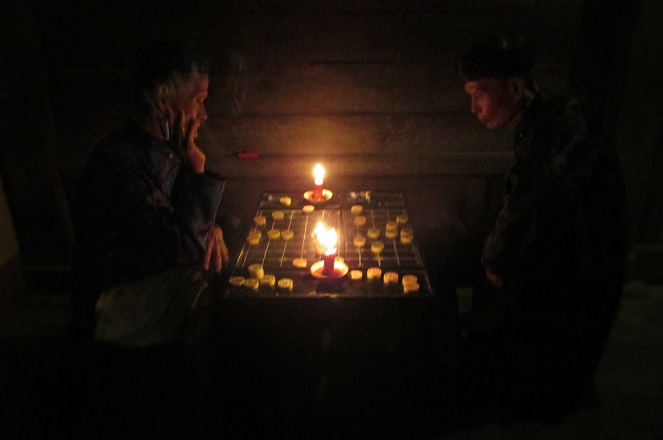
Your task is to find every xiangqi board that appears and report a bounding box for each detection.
[226,191,434,297]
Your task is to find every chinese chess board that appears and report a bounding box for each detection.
[225,191,434,297]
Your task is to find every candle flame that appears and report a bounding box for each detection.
[314,221,337,255]
[313,221,327,238]
[313,163,325,185]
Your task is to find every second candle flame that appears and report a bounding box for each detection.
[314,221,337,255]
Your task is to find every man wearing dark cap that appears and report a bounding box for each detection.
[70,39,232,347]
[455,37,627,423]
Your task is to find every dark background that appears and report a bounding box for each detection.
[2,0,661,313]
[1,1,662,438]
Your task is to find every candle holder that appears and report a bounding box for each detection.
[310,260,349,279]
[311,259,348,293]
[304,189,333,203]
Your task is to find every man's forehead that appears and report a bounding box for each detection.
[464,78,502,93]
[182,73,209,96]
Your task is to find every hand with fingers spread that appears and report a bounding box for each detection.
[204,226,229,272]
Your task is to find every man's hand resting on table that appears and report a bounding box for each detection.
[204,226,230,272]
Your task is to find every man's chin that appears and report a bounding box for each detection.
[479,119,493,129]
[484,120,502,130]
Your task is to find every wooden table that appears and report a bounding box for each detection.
[212,190,462,430]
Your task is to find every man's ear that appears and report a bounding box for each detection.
[509,77,526,101]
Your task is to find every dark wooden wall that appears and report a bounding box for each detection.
[3,0,660,288]
[38,0,585,171]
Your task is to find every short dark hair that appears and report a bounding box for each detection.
[459,36,535,81]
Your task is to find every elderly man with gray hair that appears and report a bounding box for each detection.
[70,38,232,348]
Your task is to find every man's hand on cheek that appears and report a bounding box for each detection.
[168,110,205,173]
[184,118,205,173]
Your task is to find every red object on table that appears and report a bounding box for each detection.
[313,164,325,199]
[236,150,259,159]
[313,183,323,199]
[322,252,336,276]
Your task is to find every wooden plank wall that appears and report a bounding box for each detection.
[42,0,581,178]
[8,0,658,278]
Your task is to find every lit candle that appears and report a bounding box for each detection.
[313,163,325,199]
[314,221,337,276]
[323,235,337,276]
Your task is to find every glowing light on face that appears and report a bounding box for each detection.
[463,78,521,130]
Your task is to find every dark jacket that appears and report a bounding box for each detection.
[481,93,626,332]
[70,119,224,336]
[459,93,628,420]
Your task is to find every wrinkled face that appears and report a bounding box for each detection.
[169,73,209,138]
[464,78,521,130]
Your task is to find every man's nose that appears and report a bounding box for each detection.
[199,104,208,122]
